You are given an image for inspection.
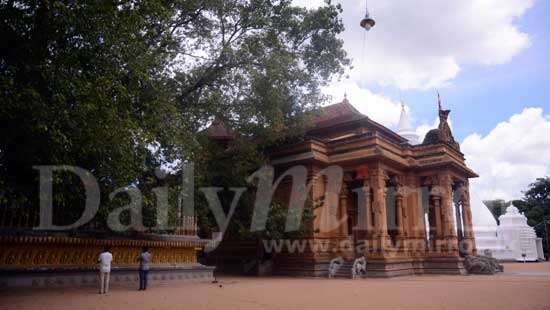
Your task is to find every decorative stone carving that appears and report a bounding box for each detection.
[352,256,367,279]
[328,256,344,278]
[464,255,503,275]
[422,100,461,151]
[0,235,204,268]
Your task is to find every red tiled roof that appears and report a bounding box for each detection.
[309,99,408,144]
[207,120,234,140]
[312,99,365,127]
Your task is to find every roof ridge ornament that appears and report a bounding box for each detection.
[437,91,443,111]
[421,92,461,151]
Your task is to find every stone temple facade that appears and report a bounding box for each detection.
[266,98,479,277]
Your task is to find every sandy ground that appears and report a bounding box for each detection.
[1,263,550,310]
[502,261,550,273]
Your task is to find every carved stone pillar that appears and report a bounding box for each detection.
[313,172,329,238]
[439,174,457,238]
[407,176,422,242]
[396,194,404,237]
[462,200,473,238]
[365,187,373,237]
[370,167,390,252]
[394,176,408,239]
[339,183,350,238]
[395,192,407,252]
[432,196,443,240]
[371,170,388,235]
[459,183,477,256]
[353,184,372,240]
[439,174,458,255]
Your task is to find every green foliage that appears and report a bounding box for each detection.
[192,136,320,240]
[1,0,186,224]
[513,177,550,254]
[483,199,511,225]
[260,200,318,240]
[0,0,349,231]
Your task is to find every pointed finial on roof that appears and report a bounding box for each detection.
[343,92,349,103]
[398,102,413,132]
[397,102,419,145]
[437,91,443,111]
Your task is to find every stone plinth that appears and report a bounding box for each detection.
[0,233,215,289]
[0,265,214,289]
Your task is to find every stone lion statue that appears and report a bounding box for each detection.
[328,256,344,279]
[352,256,367,279]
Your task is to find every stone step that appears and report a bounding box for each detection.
[331,261,354,279]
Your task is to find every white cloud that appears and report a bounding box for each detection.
[461,108,550,227]
[295,0,534,89]
[323,81,403,128]
[292,0,326,9]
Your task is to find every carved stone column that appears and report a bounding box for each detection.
[462,200,473,238]
[396,194,404,237]
[365,187,373,237]
[394,176,408,239]
[407,176,424,250]
[459,182,477,256]
[439,174,459,255]
[353,184,372,240]
[339,182,350,238]
[432,196,443,240]
[370,167,390,252]
[395,191,408,253]
[312,171,329,239]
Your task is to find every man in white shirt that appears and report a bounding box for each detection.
[98,247,113,294]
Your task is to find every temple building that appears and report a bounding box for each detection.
[264,97,479,277]
[475,205,545,262]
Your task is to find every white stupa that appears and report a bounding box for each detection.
[475,204,545,261]
[397,104,420,145]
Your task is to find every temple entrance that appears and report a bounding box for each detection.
[421,178,444,252]
[347,180,372,257]
[421,185,434,251]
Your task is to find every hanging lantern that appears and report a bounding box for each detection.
[360,0,376,31]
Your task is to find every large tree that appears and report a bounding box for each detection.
[483,199,511,225]
[514,177,550,254]
[0,0,349,230]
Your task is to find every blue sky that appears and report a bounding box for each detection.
[393,0,550,141]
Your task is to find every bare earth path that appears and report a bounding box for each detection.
[1,263,550,310]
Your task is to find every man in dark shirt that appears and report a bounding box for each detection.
[138,247,151,291]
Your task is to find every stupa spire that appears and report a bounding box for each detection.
[397,102,419,145]
[398,103,413,132]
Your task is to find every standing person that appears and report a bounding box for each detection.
[98,247,113,294]
[138,247,151,291]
